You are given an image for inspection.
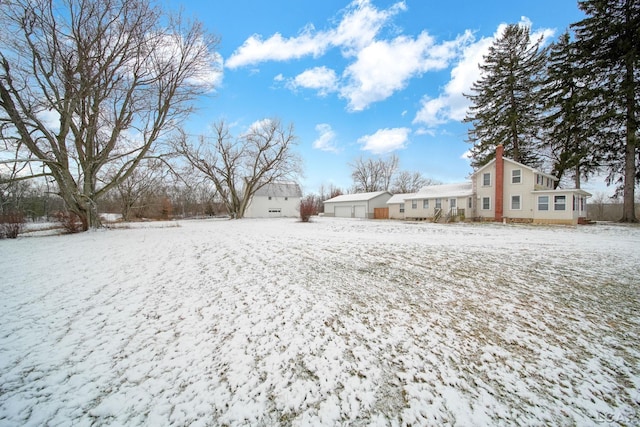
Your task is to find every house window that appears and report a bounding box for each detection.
[468,197,472,209]
[573,195,578,211]
[285,197,288,201]
[435,198,442,209]
[268,196,272,200]
[554,195,566,210]
[400,203,405,213]
[482,173,491,186]
[450,198,457,208]
[511,195,521,210]
[538,196,549,211]
[423,199,429,209]
[411,200,417,209]
[512,169,521,184]
[482,197,490,210]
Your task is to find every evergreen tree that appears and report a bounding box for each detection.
[464,24,547,168]
[540,32,598,189]
[572,0,640,222]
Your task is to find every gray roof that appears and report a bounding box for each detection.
[253,182,302,198]
[324,191,391,203]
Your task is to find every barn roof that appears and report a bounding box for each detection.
[253,182,302,198]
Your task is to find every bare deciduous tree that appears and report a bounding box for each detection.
[112,159,168,221]
[0,0,220,230]
[391,171,439,194]
[175,118,302,219]
[350,155,398,192]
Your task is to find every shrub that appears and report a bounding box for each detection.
[0,211,25,239]
[53,211,83,234]
[299,195,317,222]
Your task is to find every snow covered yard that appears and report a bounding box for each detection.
[1,218,639,426]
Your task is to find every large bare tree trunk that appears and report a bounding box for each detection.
[0,0,220,230]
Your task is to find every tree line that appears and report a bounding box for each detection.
[465,0,639,222]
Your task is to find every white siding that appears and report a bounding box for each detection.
[334,206,352,218]
[244,196,300,218]
[354,205,367,218]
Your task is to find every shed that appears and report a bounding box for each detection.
[323,191,392,219]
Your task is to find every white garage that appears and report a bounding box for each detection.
[334,206,352,217]
[354,205,367,218]
[323,191,392,219]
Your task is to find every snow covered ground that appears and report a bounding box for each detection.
[1,218,639,426]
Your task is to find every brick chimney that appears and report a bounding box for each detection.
[495,144,504,222]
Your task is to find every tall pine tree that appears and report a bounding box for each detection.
[572,0,639,222]
[540,32,598,189]
[464,24,547,168]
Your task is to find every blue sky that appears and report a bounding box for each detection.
[168,0,587,195]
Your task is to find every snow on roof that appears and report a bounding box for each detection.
[324,191,390,203]
[386,193,414,204]
[253,182,302,198]
[405,182,473,200]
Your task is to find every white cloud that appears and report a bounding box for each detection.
[341,32,457,111]
[225,25,328,69]
[226,4,554,116]
[413,18,553,128]
[413,31,491,127]
[312,124,341,153]
[414,127,436,137]
[243,118,273,136]
[224,0,468,111]
[358,127,410,154]
[226,1,405,69]
[328,0,406,57]
[288,67,338,96]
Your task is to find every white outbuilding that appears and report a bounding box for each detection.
[323,191,392,219]
[244,182,302,218]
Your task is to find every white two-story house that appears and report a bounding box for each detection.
[472,145,590,225]
[387,145,590,225]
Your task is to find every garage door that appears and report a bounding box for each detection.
[334,206,352,218]
[354,205,367,218]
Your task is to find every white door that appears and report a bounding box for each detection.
[354,205,366,218]
[334,206,352,218]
